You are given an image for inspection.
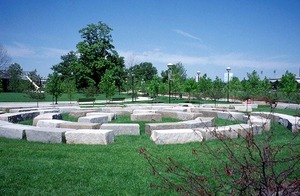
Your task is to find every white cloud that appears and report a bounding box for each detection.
[173,29,202,42]
[6,42,35,57]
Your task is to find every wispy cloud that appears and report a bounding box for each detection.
[6,42,70,59]
[173,29,202,42]
[119,49,294,71]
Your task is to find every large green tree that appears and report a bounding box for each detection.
[242,70,261,101]
[184,78,198,102]
[76,21,125,89]
[8,63,24,92]
[99,69,116,100]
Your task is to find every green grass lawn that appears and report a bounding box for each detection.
[253,105,300,116]
[3,115,300,194]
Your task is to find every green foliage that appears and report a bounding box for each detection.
[99,69,117,100]
[207,76,225,106]
[83,85,98,98]
[279,71,298,102]
[46,72,64,104]
[63,78,77,103]
[76,21,125,90]
[184,78,198,102]
[198,73,212,99]
[229,76,242,102]
[128,62,158,82]
[7,63,24,92]
[242,70,261,101]
[52,51,78,82]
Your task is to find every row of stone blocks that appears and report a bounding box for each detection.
[0,121,140,145]
[150,124,263,145]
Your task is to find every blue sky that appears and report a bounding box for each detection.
[1,0,300,80]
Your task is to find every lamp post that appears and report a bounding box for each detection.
[131,73,135,102]
[226,67,231,102]
[197,71,200,82]
[167,63,173,103]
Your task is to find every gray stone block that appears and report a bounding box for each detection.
[151,129,203,144]
[100,123,140,135]
[86,112,116,121]
[33,113,62,126]
[25,127,69,143]
[65,129,114,145]
[131,113,162,121]
[60,122,101,129]
[0,124,26,139]
[78,115,108,124]
[0,111,40,123]
[36,119,66,128]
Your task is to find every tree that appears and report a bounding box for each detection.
[0,44,11,69]
[8,63,24,92]
[46,72,63,104]
[230,76,242,102]
[99,69,116,101]
[129,62,158,82]
[279,71,298,102]
[63,78,77,104]
[184,78,198,102]
[161,62,187,98]
[207,76,225,106]
[76,21,125,89]
[52,51,78,83]
[198,74,212,99]
[243,70,261,102]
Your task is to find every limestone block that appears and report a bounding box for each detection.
[9,108,38,113]
[0,120,13,126]
[0,111,40,123]
[144,117,214,134]
[132,109,157,114]
[100,123,140,135]
[78,115,108,124]
[68,109,100,118]
[151,129,203,145]
[33,113,62,126]
[244,115,271,131]
[37,109,61,114]
[86,112,116,121]
[0,124,26,139]
[234,105,252,112]
[131,113,162,121]
[217,111,244,121]
[65,129,114,145]
[157,111,202,120]
[25,127,69,143]
[60,122,101,129]
[36,119,66,128]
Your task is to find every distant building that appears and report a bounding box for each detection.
[269,77,300,90]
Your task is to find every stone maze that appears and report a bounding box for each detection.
[0,103,298,145]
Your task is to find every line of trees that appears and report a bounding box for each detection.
[1,21,299,104]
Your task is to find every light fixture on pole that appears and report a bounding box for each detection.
[131,73,135,102]
[167,63,173,103]
[197,71,200,82]
[226,67,231,102]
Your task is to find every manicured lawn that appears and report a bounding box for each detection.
[253,105,300,116]
[2,116,299,194]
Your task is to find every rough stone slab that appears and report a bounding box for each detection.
[101,107,133,115]
[194,124,261,141]
[0,111,40,123]
[58,106,81,114]
[78,115,108,124]
[33,113,62,126]
[0,120,13,126]
[86,112,116,121]
[60,122,101,129]
[157,111,202,120]
[132,109,157,114]
[151,129,203,144]
[233,105,252,112]
[9,108,38,113]
[0,124,26,139]
[37,109,61,114]
[36,119,66,128]
[65,129,114,145]
[131,113,162,121]
[252,112,299,132]
[68,109,101,118]
[217,111,245,121]
[25,127,70,143]
[100,123,140,135]
[145,117,215,134]
[244,115,271,131]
